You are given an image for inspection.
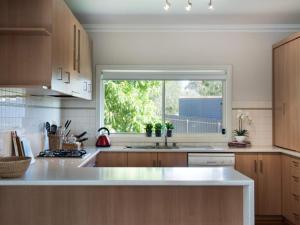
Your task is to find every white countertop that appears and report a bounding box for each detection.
[100,145,300,158]
[0,145,298,186]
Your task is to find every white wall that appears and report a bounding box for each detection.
[91,31,289,103]
[62,31,291,145]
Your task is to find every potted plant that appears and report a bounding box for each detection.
[154,123,163,137]
[165,122,174,137]
[234,110,252,143]
[145,123,153,137]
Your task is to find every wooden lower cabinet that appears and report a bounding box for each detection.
[96,152,188,167]
[235,153,282,216]
[128,153,157,167]
[157,153,187,167]
[96,152,127,167]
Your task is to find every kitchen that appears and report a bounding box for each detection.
[0,0,300,225]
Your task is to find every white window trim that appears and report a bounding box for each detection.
[96,65,232,144]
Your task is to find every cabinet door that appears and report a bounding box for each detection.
[157,153,187,167]
[51,0,73,94]
[96,152,127,167]
[282,155,292,221]
[80,30,93,100]
[235,153,259,213]
[127,153,157,167]
[273,44,289,149]
[257,153,282,215]
[287,39,300,151]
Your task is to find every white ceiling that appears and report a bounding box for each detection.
[64,0,300,24]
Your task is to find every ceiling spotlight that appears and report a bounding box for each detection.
[164,0,171,11]
[208,0,214,10]
[185,0,192,11]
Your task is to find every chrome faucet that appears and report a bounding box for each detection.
[164,134,168,147]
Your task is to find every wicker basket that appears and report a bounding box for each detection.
[0,157,31,178]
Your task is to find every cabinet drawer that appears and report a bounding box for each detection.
[291,168,300,194]
[291,158,300,170]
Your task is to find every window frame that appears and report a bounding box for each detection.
[96,65,232,143]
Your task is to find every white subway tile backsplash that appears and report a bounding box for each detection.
[0,88,61,155]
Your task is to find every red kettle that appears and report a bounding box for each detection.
[96,127,111,147]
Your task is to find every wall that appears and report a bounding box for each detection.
[61,31,290,146]
[0,88,61,156]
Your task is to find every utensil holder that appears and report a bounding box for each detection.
[48,134,63,150]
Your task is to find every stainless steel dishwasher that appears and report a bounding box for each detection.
[188,153,235,167]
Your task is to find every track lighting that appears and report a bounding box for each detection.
[164,0,171,11]
[163,0,213,12]
[208,0,214,10]
[185,0,192,11]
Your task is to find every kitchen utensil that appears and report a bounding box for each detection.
[50,125,57,134]
[66,130,71,137]
[64,120,71,129]
[78,138,88,143]
[75,131,87,139]
[96,127,111,147]
[45,122,51,134]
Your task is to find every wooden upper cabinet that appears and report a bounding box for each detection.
[128,153,158,167]
[157,153,187,167]
[0,0,92,100]
[273,33,300,152]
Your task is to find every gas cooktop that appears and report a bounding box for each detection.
[38,149,87,158]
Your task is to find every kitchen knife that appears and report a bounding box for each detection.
[64,120,72,129]
[45,122,51,134]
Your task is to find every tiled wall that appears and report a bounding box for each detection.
[61,108,97,146]
[232,109,272,146]
[0,88,61,156]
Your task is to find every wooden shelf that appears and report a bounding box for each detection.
[0,27,51,36]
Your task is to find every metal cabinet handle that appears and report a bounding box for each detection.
[292,161,299,167]
[283,103,286,115]
[152,160,157,167]
[64,72,70,84]
[292,194,300,201]
[73,24,77,71]
[254,160,257,173]
[77,29,81,73]
[260,160,263,173]
[83,81,88,91]
[292,176,299,182]
[88,83,92,93]
[57,67,63,80]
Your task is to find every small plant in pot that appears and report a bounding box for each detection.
[154,123,163,137]
[145,123,153,137]
[165,122,174,137]
[234,110,252,143]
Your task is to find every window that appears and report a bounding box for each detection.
[98,66,232,141]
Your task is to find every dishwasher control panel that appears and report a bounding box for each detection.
[188,153,235,167]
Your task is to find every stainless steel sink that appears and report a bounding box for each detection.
[125,145,180,150]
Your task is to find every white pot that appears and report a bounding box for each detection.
[235,136,246,143]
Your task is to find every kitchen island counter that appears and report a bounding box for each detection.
[0,149,254,225]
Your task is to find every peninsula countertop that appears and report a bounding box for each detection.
[0,147,253,186]
[0,144,298,186]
